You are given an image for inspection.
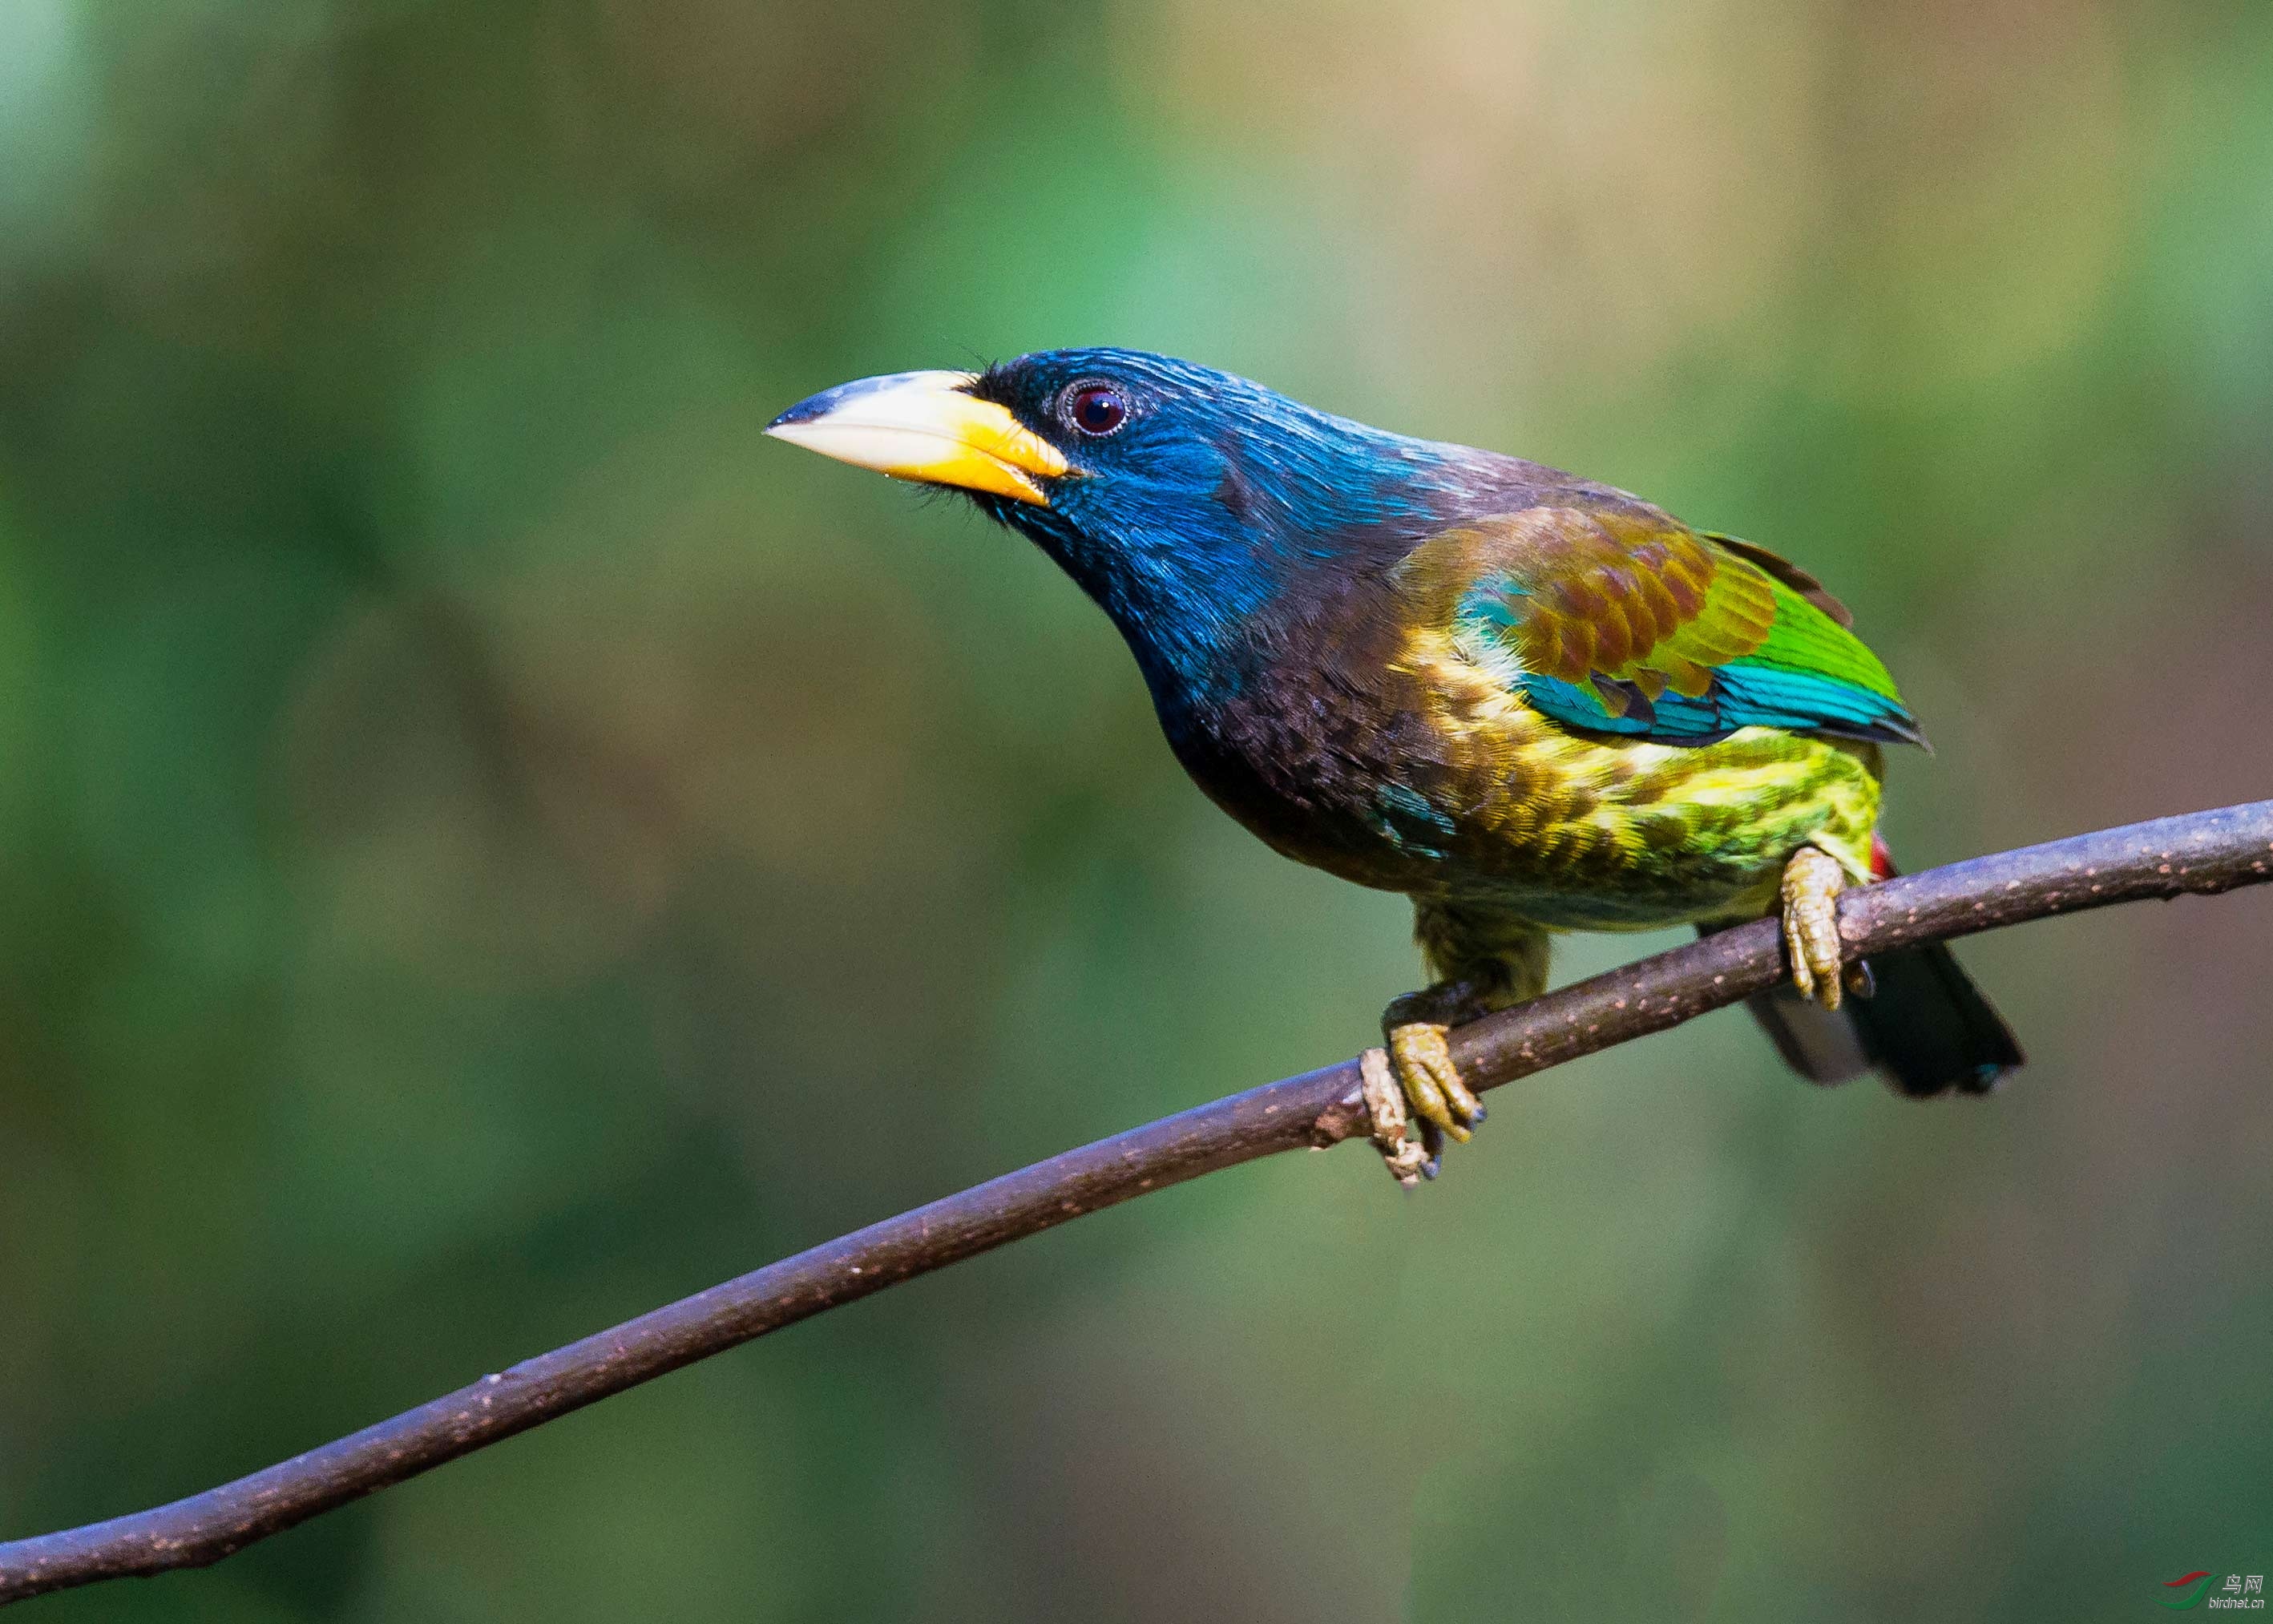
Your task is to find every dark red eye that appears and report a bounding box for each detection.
[1066,384,1128,436]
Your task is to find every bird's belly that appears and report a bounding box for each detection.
[1164,680,1883,930]
[1420,722,1886,927]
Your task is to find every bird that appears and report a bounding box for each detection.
[765,349,2022,1182]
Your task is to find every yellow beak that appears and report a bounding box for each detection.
[765,370,1070,507]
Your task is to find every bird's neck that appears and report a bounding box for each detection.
[999,506,1246,697]
[1030,511,1399,723]
[1100,554,1282,711]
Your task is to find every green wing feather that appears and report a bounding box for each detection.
[1411,502,1924,746]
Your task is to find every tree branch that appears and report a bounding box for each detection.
[3,801,2268,1606]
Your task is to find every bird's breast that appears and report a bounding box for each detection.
[1153,650,1486,894]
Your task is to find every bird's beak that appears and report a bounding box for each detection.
[765,370,1070,507]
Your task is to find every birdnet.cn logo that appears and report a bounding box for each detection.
[2162,1572,2265,1610]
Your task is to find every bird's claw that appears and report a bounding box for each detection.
[1371,963,1519,1184]
[1358,1022,1488,1186]
[1389,1020,1485,1142]
[1781,845,1848,1012]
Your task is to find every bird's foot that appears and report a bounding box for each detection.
[1388,1019,1486,1146]
[1781,845,1851,1012]
[1363,989,1490,1185]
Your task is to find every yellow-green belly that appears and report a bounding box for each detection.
[1431,720,1883,928]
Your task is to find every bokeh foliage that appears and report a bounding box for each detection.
[2,1,2270,1618]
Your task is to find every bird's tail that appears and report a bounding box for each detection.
[1714,838,2025,1097]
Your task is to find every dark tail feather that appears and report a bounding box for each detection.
[1846,938,2024,1097]
[1702,932,2025,1097]
[1742,983,1875,1085]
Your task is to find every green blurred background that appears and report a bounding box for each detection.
[2,1,2270,1618]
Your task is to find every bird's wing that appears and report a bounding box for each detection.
[1402,502,1924,746]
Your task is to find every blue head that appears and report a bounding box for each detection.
[769,349,1481,701]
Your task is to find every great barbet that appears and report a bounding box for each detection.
[767,350,2022,1182]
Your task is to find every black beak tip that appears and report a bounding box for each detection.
[767,392,832,431]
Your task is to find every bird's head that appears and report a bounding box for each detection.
[767,349,1472,697]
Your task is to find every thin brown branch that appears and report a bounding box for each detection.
[3,800,2269,1606]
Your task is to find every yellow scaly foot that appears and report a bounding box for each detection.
[1780,844,1850,1011]
[1363,987,1492,1185]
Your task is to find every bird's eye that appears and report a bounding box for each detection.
[1064,383,1128,437]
